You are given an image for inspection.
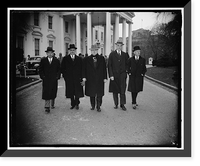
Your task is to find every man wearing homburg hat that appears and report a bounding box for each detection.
[127,46,147,109]
[61,44,84,110]
[108,39,129,111]
[82,44,107,112]
[39,47,60,113]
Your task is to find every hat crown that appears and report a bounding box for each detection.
[133,46,141,52]
[68,44,77,49]
[45,47,54,52]
[115,38,124,45]
[90,44,99,50]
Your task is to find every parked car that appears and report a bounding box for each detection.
[25,56,44,74]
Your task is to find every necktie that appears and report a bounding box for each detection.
[49,58,52,64]
[118,51,121,56]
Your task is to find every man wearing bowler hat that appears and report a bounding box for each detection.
[108,39,129,111]
[82,44,107,112]
[61,44,84,110]
[39,47,60,113]
[127,46,147,109]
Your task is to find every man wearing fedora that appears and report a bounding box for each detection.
[39,47,60,113]
[82,44,107,112]
[108,39,129,111]
[127,46,147,109]
[61,44,84,110]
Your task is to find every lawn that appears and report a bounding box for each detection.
[145,66,179,87]
[16,77,39,89]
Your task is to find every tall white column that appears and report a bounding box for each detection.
[122,19,127,52]
[76,13,81,54]
[128,23,132,57]
[106,12,111,56]
[104,25,106,56]
[87,12,92,55]
[114,14,119,50]
[60,15,64,56]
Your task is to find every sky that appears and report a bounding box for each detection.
[119,12,175,37]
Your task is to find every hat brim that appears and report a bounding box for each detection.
[68,47,77,50]
[115,42,124,45]
[45,50,55,52]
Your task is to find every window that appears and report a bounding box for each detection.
[65,21,68,33]
[35,38,40,56]
[95,30,98,40]
[34,13,39,26]
[48,16,53,29]
[101,32,103,42]
[49,40,53,48]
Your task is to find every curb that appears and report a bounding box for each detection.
[145,75,178,91]
[16,79,42,92]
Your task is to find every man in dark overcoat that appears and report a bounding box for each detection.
[108,39,129,111]
[82,45,107,112]
[127,46,147,109]
[61,44,84,110]
[39,47,60,113]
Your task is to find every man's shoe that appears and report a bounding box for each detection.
[114,105,118,109]
[51,106,55,109]
[75,105,79,110]
[132,104,137,109]
[91,106,95,110]
[45,108,50,113]
[70,105,75,109]
[97,107,101,112]
[120,104,127,111]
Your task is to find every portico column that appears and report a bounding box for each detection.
[122,19,127,52]
[114,14,119,50]
[76,13,81,54]
[128,23,132,57]
[60,15,64,56]
[87,12,92,55]
[106,12,111,56]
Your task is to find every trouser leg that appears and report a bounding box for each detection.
[70,96,75,107]
[131,92,138,104]
[113,93,119,106]
[90,97,95,108]
[45,100,50,108]
[96,96,102,108]
[75,97,80,106]
[120,94,126,105]
[51,99,55,107]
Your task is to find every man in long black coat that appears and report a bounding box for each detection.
[127,46,147,109]
[82,45,107,112]
[39,47,60,113]
[108,39,129,111]
[61,44,84,110]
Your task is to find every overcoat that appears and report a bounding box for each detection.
[83,54,107,97]
[39,57,60,100]
[127,56,147,93]
[108,50,129,94]
[61,55,84,98]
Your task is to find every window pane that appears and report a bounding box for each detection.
[48,16,53,29]
[49,40,53,48]
[35,38,40,56]
[34,13,39,26]
[65,22,68,33]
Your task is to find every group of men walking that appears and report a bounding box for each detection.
[39,39,147,113]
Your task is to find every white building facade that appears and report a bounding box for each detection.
[16,11,134,58]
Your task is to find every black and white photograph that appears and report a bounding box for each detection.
[3,4,192,158]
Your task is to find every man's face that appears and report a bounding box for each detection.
[134,50,141,56]
[116,44,123,51]
[91,49,98,55]
[46,51,53,58]
[69,48,76,55]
